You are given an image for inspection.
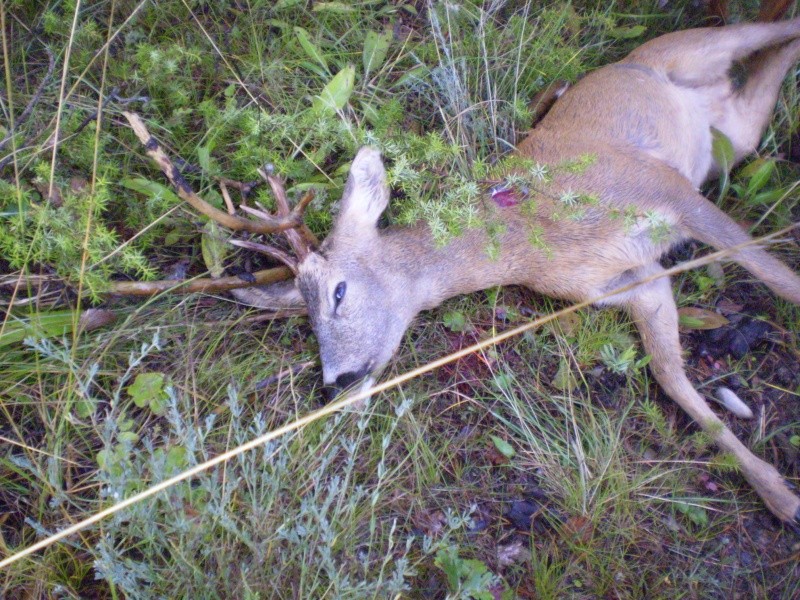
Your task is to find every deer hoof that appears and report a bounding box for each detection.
[788,508,800,537]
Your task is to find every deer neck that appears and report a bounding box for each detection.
[379,219,538,313]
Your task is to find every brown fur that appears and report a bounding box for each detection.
[294,19,800,524]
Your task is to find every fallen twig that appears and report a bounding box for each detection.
[109,266,293,296]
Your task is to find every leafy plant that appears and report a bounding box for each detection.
[127,372,169,416]
[435,546,512,600]
[599,344,650,375]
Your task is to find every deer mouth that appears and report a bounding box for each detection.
[323,361,376,402]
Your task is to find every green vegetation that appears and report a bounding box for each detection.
[2,1,799,598]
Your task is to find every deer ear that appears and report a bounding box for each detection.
[334,147,389,235]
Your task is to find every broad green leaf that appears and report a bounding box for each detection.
[394,65,428,87]
[166,446,188,471]
[360,101,381,126]
[149,391,169,416]
[608,25,646,39]
[164,230,183,246]
[0,310,76,348]
[492,372,514,392]
[96,449,112,470]
[711,128,735,199]
[201,220,226,278]
[490,435,516,458]
[294,26,329,73]
[751,187,788,206]
[675,501,708,527]
[272,0,303,9]
[76,398,98,419]
[363,29,392,80]
[299,60,329,79]
[118,431,140,444]
[121,177,181,205]
[738,157,768,179]
[311,65,355,116]
[712,128,735,172]
[442,310,466,332]
[745,159,775,198]
[128,372,167,415]
[264,18,291,30]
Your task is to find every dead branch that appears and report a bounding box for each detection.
[109,266,293,296]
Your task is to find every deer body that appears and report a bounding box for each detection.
[295,18,800,524]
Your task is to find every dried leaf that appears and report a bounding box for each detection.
[497,540,527,567]
[678,307,729,330]
[716,299,744,314]
[554,312,581,337]
[412,509,447,537]
[78,309,117,333]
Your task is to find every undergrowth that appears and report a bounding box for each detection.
[2,1,799,598]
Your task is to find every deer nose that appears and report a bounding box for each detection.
[335,369,368,389]
[322,364,372,402]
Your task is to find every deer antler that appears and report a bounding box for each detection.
[122,112,312,237]
[121,111,313,310]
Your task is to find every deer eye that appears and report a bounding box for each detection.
[333,281,346,308]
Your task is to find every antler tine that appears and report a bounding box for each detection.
[293,190,320,250]
[253,168,317,260]
[229,239,299,274]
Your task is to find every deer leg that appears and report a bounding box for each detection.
[623,18,800,86]
[675,193,800,304]
[616,269,800,524]
[716,38,800,161]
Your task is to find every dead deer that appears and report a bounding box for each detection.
[250,18,800,525]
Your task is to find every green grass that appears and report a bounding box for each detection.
[2,0,800,598]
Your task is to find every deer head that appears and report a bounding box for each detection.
[296,147,417,395]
